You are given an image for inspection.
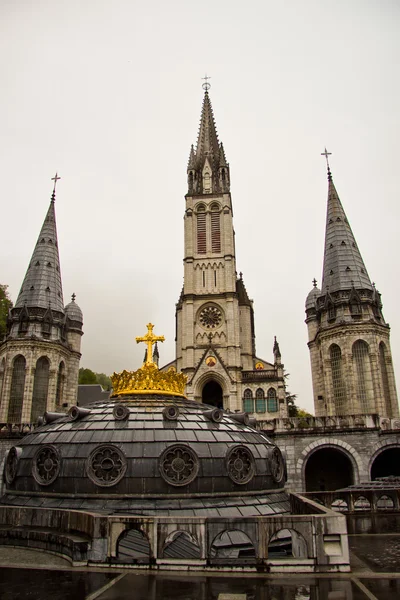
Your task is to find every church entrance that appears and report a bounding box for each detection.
[371,447,400,480]
[202,381,223,409]
[304,447,354,491]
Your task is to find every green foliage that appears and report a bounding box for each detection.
[0,285,13,339]
[78,368,112,390]
[78,368,97,385]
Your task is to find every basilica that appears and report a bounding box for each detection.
[0,86,400,496]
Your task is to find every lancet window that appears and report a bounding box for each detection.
[8,355,26,423]
[56,361,65,407]
[353,340,373,413]
[197,206,206,254]
[243,388,253,413]
[255,388,266,413]
[31,357,50,422]
[379,342,392,417]
[211,204,221,253]
[330,344,347,415]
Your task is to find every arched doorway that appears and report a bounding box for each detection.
[371,447,400,480]
[202,381,223,408]
[305,447,354,491]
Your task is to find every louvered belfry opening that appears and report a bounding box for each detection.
[8,355,26,423]
[211,204,221,253]
[330,344,347,415]
[197,206,206,254]
[31,356,50,422]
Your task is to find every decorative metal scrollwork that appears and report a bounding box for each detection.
[87,445,127,487]
[270,447,285,483]
[33,445,61,486]
[5,446,22,484]
[160,445,199,486]
[226,446,255,485]
[199,306,222,329]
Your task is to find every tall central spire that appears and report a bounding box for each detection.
[321,167,372,294]
[187,87,230,195]
[195,91,220,166]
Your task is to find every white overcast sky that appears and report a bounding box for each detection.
[1,0,399,413]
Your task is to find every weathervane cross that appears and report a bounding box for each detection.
[51,172,61,193]
[202,74,211,91]
[321,148,332,170]
[136,323,165,365]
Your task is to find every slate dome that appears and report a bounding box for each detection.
[3,392,286,515]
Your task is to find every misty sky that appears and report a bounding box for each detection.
[1,1,399,413]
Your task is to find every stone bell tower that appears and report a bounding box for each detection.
[305,154,398,418]
[173,85,286,417]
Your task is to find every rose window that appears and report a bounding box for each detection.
[199,306,222,329]
[227,446,255,485]
[270,447,285,483]
[87,445,127,487]
[160,445,199,486]
[33,446,60,486]
[5,446,22,484]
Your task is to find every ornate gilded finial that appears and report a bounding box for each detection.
[136,323,165,366]
[51,172,61,201]
[312,278,317,288]
[71,293,76,302]
[111,325,187,397]
[321,148,332,181]
[202,74,211,91]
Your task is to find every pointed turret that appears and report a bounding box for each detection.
[15,191,64,313]
[321,168,372,294]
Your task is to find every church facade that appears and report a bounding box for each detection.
[0,188,83,425]
[168,90,287,420]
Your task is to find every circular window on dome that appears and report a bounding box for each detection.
[87,445,127,487]
[199,305,222,329]
[270,447,285,483]
[160,445,199,487]
[5,446,22,485]
[226,446,255,485]
[32,445,61,486]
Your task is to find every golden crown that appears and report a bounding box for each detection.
[110,323,187,397]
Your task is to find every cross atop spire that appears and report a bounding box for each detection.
[202,74,211,91]
[51,173,61,201]
[321,148,332,181]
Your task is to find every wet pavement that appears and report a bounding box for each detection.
[0,534,399,599]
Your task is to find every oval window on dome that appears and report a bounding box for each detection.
[226,446,255,485]
[159,444,199,487]
[269,447,285,484]
[87,444,127,487]
[32,445,61,486]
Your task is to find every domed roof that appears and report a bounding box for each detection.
[305,283,321,310]
[2,393,286,515]
[64,293,83,323]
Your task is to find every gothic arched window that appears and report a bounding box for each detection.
[379,342,392,417]
[243,388,254,413]
[211,204,221,253]
[196,205,206,254]
[255,388,266,413]
[330,344,346,414]
[8,355,26,423]
[353,340,373,413]
[56,361,65,408]
[267,388,278,413]
[31,357,50,423]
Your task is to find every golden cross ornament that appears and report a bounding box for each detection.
[136,323,165,365]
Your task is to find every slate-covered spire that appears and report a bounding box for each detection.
[321,167,372,294]
[15,190,64,313]
[195,90,220,166]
